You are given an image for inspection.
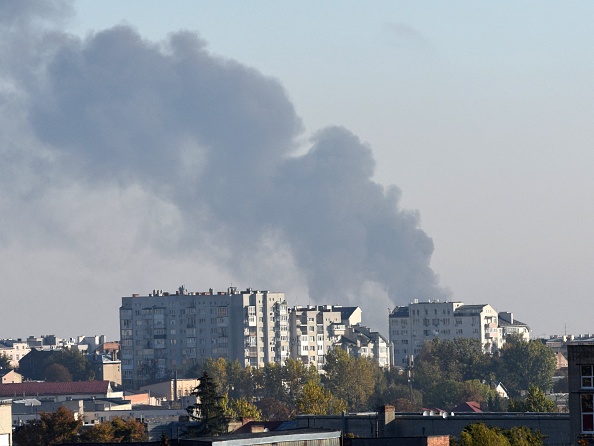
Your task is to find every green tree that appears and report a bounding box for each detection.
[14,406,82,446]
[283,358,318,408]
[160,432,172,446]
[0,353,12,370]
[415,338,492,390]
[187,372,228,436]
[227,360,254,400]
[49,348,95,381]
[454,422,511,446]
[44,363,73,382]
[499,340,556,396]
[80,417,147,443]
[508,385,556,413]
[253,362,286,401]
[296,380,347,415]
[255,397,293,421]
[226,397,262,420]
[323,347,375,412]
[504,426,545,446]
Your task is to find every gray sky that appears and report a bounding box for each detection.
[1,1,593,341]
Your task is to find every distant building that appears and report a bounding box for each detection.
[498,312,530,341]
[289,305,362,371]
[120,286,290,388]
[389,300,506,367]
[0,340,30,369]
[567,341,594,443]
[0,381,122,402]
[0,370,22,385]
[0,400,11,446]
[338,324,390,368]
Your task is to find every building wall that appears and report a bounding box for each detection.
[101,362,122,386]
[297,412,569,446]
[120,287,289,388]
[0,342,30,368]
[389,301,505,367]
[568,342,594,444]
[290,306,345,371]
[0,401,11,446]
[0,371,22,384]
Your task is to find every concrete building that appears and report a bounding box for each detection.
[0,371,22,385]
[120,286,290,388]
[0,340,30,369]
[0,381,122,402]
[339,325,390,368]
[296,407,569,446]
[0,400,11,446]
[567,341,594,443]
[497,312,531,341]
[289,305,362,371]
[140,378,200,402]
[389,300,505,367]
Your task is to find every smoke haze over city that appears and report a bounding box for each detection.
[1,1,594,340]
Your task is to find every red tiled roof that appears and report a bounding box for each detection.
[0,380,111,397]
[451,401,483,413]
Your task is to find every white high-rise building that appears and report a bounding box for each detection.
[289,305,362,371]
[120,286,289,389]
[389,300,503,367]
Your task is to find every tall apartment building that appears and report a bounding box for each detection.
[289,305,362,371]
[389,300,503,367]
[120,286,289,389]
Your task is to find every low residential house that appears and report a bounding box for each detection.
[140,378,200,403]
[0,371,22,384]
[491,381,509,399]
[451,401,483,413]
[0,380,122,402]
[87,353,122,387]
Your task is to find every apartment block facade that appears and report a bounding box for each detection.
[389,300,504,367]
[120,286,290,388]
[289,305,362,371]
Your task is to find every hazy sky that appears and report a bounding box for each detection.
[2,1,593,341]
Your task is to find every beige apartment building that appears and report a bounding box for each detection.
[289,305,362,371]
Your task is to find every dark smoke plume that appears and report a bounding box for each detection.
[0,0,443,335]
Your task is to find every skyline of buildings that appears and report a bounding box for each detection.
[389,299,531,366]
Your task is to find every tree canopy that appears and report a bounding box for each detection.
[187,372,228,436]
[13,406,82,446]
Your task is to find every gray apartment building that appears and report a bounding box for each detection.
[389,300,505,367]
[120,286,289,389]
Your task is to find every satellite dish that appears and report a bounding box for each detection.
[442,412,448,419]
[433,330,439,336]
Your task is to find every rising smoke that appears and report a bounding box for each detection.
[0,0,444,336]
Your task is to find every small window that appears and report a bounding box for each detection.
[583,366,594,388]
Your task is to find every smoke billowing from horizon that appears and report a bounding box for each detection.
[0,1,444,337]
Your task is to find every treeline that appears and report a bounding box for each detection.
[13,407,147,446]
[186,334,558,416]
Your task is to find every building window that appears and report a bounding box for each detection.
[583,394,594,432]
[583,366,594,388]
